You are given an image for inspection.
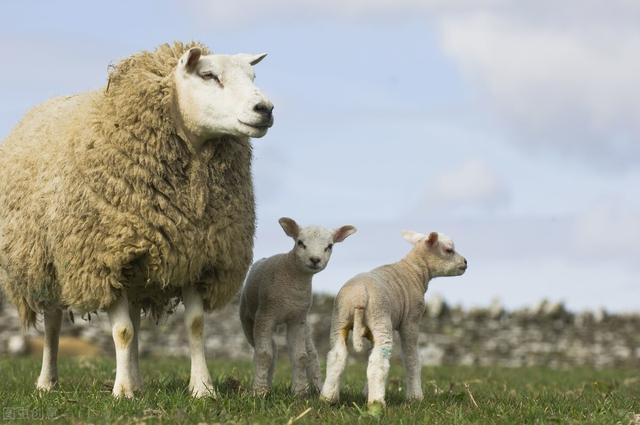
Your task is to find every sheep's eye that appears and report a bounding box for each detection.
[325,243,333,252]
[297,240,306,249]
[201,71,222,85]
[445,248,454,254]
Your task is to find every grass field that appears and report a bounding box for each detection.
[0,357,639,424]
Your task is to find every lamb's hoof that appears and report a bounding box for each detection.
[112,381,135,399]
[36,377,58,391]
[367,401,385,417]
[319,392,339,404]
[190,382,217,399]
[406,393,424,402]
[253,386,271,397]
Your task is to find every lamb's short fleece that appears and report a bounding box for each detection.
[320,231,467,406]
[240,217,356,395]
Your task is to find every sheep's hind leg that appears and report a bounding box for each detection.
[320,328,349,404]
[129,302,143,391]
[36,307,63,391]
[108,294,136,398]
[366,326,393,407]
[183,285,215,398]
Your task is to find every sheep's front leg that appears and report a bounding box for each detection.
[36,307,62,391]
[400,324,423,401]
[183,285,214,398]
[287,319,310,396]
[305,324,322,393]
[108,294,135,398]
[252,310,276,395]
[366,325,393,406]
[129,302,143,391]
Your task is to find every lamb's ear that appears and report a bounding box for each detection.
[279,217,299,239]
[401,230,425,245]
[426,232,439,247]
[333,225,357,243]
[237,53,267,66]
[180,47,202,72]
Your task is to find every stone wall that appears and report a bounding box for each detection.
[1,294,639,368]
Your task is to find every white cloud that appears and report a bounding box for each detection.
[437,3,640,166]
[426,159,509,211]
[187,0,640,167]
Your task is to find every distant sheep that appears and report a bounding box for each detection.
[240,218,356,395]
[0,42,274,398]
[320,231,467,407]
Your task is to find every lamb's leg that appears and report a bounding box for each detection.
[304,324,322,393]
[36,307,62,391]
[267,338,277,388]
[108,294,135,398]
[182,285,214,398]
[320,329,349,403]
[400,325,423,401]
[252,310,276,395]
[366,325,393,406]
[129,302,143,391]
[287,319,310,396]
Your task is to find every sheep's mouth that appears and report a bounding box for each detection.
[238,119,273,130]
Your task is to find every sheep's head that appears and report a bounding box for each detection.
[279,217,357,274]
[173,47,273,147]
[402,230,467,277]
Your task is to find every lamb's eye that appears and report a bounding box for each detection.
[445,248,454,254]
[201,71,222,85]
[297,240,306,249]
[325,243,333,252]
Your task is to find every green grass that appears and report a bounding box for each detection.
[0,357,639,424]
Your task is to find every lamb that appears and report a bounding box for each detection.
[0,42,274,398]
[320,231,467,407]
[239,217,356,396]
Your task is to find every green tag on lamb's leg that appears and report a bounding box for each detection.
[380,346,392,359]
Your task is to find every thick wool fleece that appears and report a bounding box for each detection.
[0,42,255,327]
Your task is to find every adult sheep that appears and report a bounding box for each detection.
[0,42,274,398]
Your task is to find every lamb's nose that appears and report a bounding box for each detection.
[310,257,321,265]
[463,258,468,266]
[253,101,274,118]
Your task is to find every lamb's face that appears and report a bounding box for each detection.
[279,218,357,274]
[403,230,468,277]
[174,47,273,145]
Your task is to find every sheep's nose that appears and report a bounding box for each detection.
[464,258,468,266]
[310,257,321,265]
[253,101,274,118]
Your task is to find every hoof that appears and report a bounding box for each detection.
[191,384,218,398]
[36,377,58,392]
[112,381,135,399]
[320,393,339,404]
[367,401,385,417]
[253,386,271,397]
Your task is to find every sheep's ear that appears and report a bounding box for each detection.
[401,230,425,245]
[279,217,299,239]
[180,47,202,72]
[426,232,439,247]
[333,225,357,243]
[237,53,267,66]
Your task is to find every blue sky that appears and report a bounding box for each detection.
[1,1,639,311]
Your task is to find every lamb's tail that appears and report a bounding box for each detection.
[352,307,367,353]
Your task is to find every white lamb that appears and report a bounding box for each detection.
[239,217,356,395]
[320,231,467,407]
